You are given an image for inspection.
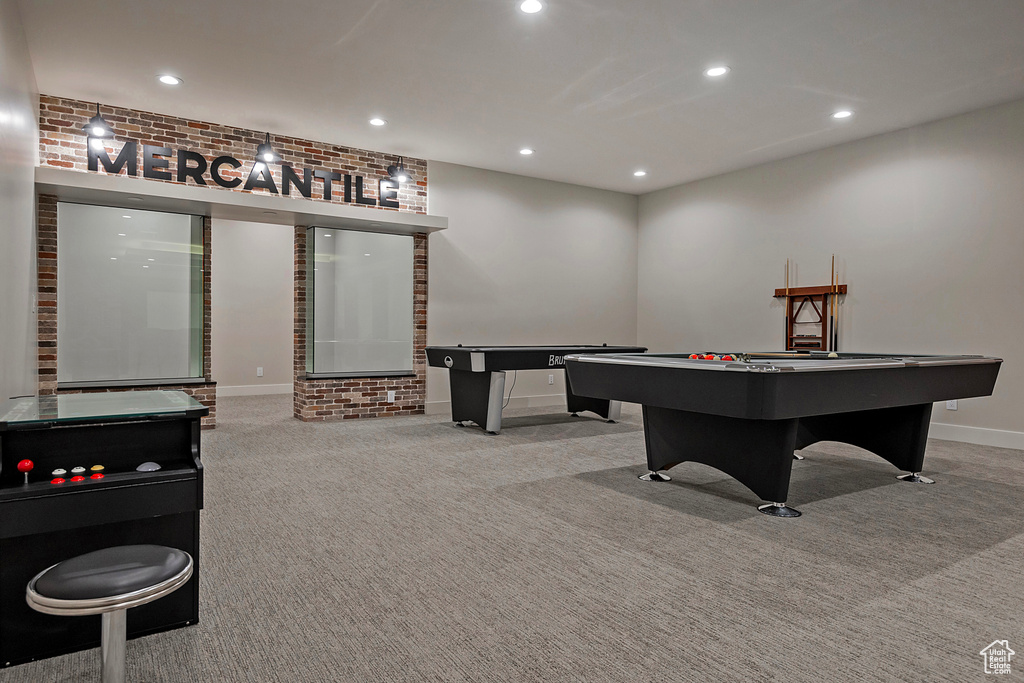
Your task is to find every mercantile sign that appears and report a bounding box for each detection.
[88,141,402,208]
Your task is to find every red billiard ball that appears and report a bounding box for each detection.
[90,473,104,479]
[17,459,33,473]
[51,478,65,485]
[688,354,699,359]
[722,355,735,361]
[702,354,715,360]
[70,475,85,482]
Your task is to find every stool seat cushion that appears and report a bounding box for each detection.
[34,545,190,601]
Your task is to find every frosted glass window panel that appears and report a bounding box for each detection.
[57,203,203,383]
[311,229,414,375]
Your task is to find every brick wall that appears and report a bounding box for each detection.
[36,195,58,395]
[37,194,217,428]
[38,95,427,213]
[293,228,427,421]
[37,96,430,425]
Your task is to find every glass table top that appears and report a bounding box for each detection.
[0,391,206,426]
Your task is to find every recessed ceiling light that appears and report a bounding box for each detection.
[633,170,647,177]
[364,253,371,257]
[704,66,730,78]
[520,148,534,155]
[147,258,155,261]
[110,257,117,260]
[122,215,131,219]
[520,0,542,13]
[324,233,332,237]
[158,75,182,86]
[143,265,149,269]
[369,118,387,126]
[117,233,126,236]
[833,110,853,119]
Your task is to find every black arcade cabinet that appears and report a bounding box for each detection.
[0,390,207,666]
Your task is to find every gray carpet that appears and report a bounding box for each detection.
[3,395,1022,682]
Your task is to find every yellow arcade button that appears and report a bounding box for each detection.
[90,465,105,472]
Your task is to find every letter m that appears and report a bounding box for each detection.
[88,140,137,175]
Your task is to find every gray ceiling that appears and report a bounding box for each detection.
[18,0,1024,193]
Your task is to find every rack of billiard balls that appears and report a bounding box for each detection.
[687,353,737,361]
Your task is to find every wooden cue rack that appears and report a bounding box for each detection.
[773,284,847,351]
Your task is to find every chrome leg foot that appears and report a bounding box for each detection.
[453,422,465,427]
[757,501,802,518]
[639,471,671,482]
[897,472,935,484]
[570,412,579,417]
[606,419,616,424]
[793,453,805,460]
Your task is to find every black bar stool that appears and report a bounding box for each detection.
[26,545,193,683]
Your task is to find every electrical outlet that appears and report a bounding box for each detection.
[256,367,263,377]
[945,400,958,411]
[548,374,554,385]
[387,390,396,403]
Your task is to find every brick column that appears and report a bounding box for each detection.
[36,195,59,395]
[293,229,427,421]
[293,225,309,418]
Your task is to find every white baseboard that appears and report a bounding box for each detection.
[426,393,566,415]
[217,383,292,397]
[929,422,1024,450]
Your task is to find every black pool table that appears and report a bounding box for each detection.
[564,351,1002,517]
[426,344,646,433]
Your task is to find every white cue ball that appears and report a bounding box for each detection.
[828,352,838,358]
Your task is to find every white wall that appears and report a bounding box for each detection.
[426,161,639,411]
[0,0,38,399]
[638,99,1024,445]
[210,220,293,395]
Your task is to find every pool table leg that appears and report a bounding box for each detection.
[448,369,506,434]
[640,406,801,515]
[565,380,621,422]
[796,402,935,483]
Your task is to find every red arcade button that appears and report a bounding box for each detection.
[90,473,104,479]
[51,478,66,485]
[70,475,85,482]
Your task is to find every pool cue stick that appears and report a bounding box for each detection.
[828,254,835,351]
[785,259,790,350]
[834,265,840,351]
